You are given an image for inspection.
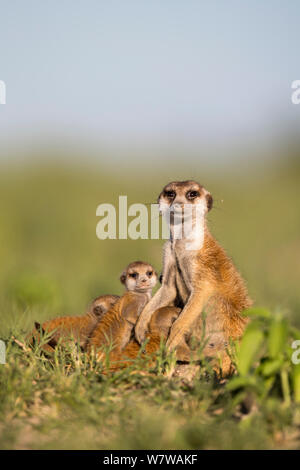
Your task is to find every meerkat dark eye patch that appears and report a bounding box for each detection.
[164,190,176,199]
[146,271,153,277]
[129,272,138,279]
[186,190,199,199]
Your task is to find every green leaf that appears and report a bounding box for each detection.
[226,375,258,391]
[292,364,300,403]
[260,358,283,377]
[290,327,300,341]
[237,325,264,376]
[262,376,276,398]
[268,317,288,358]
[242,307,271,319]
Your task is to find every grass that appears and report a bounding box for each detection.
[0,154,300,449]
[1,320,300,450]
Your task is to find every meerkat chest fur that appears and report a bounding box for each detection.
[173,241,196,293]
[172,227,207,292]
[167,197,208,295]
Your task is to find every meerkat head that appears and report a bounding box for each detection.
[90,294,120,319]
[120,261,158,295]
[158,180,213,221]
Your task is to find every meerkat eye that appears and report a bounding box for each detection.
[129,272,138,279]
[187,190,199,200]
[165,190,176,199]
[146,271,153,277]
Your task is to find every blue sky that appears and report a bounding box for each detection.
[0,1,299,160]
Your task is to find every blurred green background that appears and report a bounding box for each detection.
[0,1,300,337]
[0,149,299,337]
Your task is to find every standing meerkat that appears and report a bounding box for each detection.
[135,181,252,374]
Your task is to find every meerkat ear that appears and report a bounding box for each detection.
[159,273,163,284]
[120,272,126,284]
[34,321,45,334]
[205,193,213,212]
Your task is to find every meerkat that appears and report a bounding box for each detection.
[87,291,150,361]
[29,294,119,353]
[101,305,183,372]
[29,261,157,354]
[125,306,182,357]
[120,261,158,294]
[89,294,120,319]
[88,262,158,358]
[111,305,231,373]
[135,180,252,375]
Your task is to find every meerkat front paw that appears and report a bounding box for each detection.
[135,319,148,344]
[166,320,187,351]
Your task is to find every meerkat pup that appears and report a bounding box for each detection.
[89,294,121,320]
[29,294,119,353]
[28,261,157,353]
[88,262,158,359]
[99,305,183,372]
[120,261,158,294]
[88,291,149,360]
[135,181,252,375]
